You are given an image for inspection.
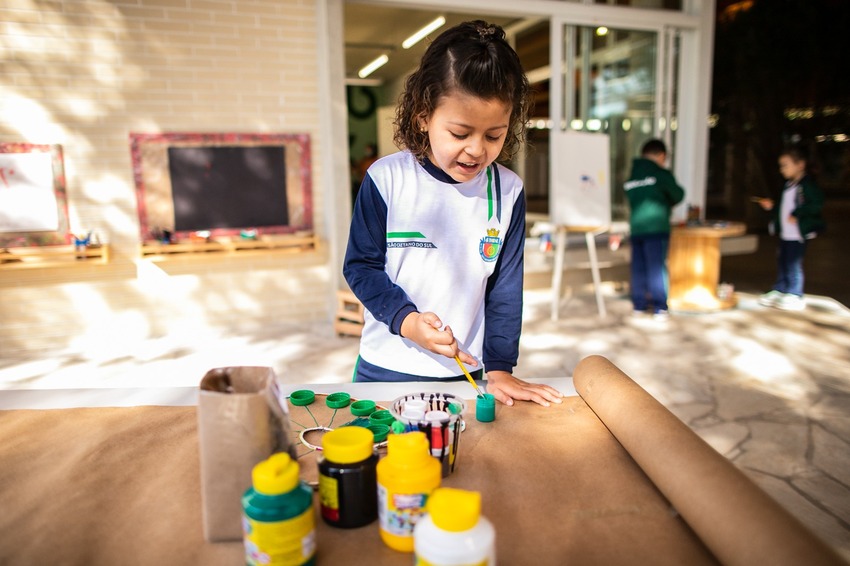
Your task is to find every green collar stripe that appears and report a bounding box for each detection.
[487,166,494,221]
[387,231,426,239]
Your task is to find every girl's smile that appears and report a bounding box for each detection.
[421,91,511,183]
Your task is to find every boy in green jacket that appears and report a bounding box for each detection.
[624,139,685,319]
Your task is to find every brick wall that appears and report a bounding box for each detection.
[0,0,333,362]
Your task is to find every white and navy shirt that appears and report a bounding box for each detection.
[343,151,526,379]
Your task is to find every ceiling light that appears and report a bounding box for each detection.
[402,16,446,49]
[358,54,389,79]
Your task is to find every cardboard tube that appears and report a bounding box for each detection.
[574,355,844,566]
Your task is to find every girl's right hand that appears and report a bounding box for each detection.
[400,312,477,366]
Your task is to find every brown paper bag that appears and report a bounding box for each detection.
[197,366,292,542]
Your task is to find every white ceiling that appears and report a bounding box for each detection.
[343,5,522,84]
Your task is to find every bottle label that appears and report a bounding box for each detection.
[377,484,427,537]
[318,473,340,522]
[416,558,487,566]
[242,507,316,566]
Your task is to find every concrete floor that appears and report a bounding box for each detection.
[1,201,848,559]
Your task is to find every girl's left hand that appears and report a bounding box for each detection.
[485,371,564,407]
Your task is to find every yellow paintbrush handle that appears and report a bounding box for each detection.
[455,355,484,398]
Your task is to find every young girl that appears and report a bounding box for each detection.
[755,147,826,311]
[343,20,562,408]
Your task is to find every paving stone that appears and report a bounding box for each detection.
[714,382,790,421]
[812,424,850,486]
[745,470,850,559]
[734,421,811,477]
[693,421,750,458]
[792,470,850,525]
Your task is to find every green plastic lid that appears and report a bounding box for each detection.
[289,389,315,406]
[326,392,351,409]
[350,399,377,416]
[366,423,390,442]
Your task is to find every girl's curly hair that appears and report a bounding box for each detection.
[393,20,532,163]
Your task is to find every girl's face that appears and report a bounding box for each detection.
[778,155,806,182]
[420,91,511,183]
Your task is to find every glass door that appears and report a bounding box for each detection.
[548,20,680,222]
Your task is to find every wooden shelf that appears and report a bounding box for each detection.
[140,233,318,259]
[0,244,110,269]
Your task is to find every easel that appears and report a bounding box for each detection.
[550,225,609,321]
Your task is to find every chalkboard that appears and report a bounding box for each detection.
[130,133,312,242]
[167,145,289,232]
[0,143,70,247]
[550,131,611,228]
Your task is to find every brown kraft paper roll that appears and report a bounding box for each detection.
[573,355,844,566]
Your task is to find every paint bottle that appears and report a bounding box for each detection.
[376,431,441,552]
[241,453,316,566]
[413,487,496,566]
[318,426,378,528]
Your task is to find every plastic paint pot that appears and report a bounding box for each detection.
[318,427,378,528]
[241,454,316,565]
[414,487,495,565]
[376,432,441,552]
[475,394,496,423]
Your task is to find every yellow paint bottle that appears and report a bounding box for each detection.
[376,431,442,552]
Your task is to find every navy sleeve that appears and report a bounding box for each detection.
[342,174,418,335]
[482,188,526,374]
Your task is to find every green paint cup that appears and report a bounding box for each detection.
[475,394,496,423]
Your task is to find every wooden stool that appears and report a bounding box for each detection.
[334,289,364,336]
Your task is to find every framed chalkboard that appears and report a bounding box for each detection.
[0,143,70,247]
[130,132,312,243]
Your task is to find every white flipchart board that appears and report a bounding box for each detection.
[548,131,611,320]
[550,131,611,227]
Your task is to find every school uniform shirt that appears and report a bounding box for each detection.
[778,183,803,242]
[343,150,526,379]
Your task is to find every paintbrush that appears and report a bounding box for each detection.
[455,355,485,399]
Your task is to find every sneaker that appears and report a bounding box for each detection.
[758,290,784,307]
[776,294,806,311]
[652,310,670,321]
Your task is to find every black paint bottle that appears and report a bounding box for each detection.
[318,426,378,528]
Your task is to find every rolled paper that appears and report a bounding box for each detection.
[573,355,843,566]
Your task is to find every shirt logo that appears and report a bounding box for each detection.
[479,228,501,262]
[386,231,436,249]
[624,176,657,190]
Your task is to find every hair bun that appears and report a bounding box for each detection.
[477,24,497,40]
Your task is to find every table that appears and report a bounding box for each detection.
[668,221,747,312]
[0,358,841,566]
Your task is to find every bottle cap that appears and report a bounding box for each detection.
[252,453,300,495]
[369,409,396,426]
[322,426,374,463]
[427,488,481,532]
[387,431,431,464]
[350,399,377,416]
